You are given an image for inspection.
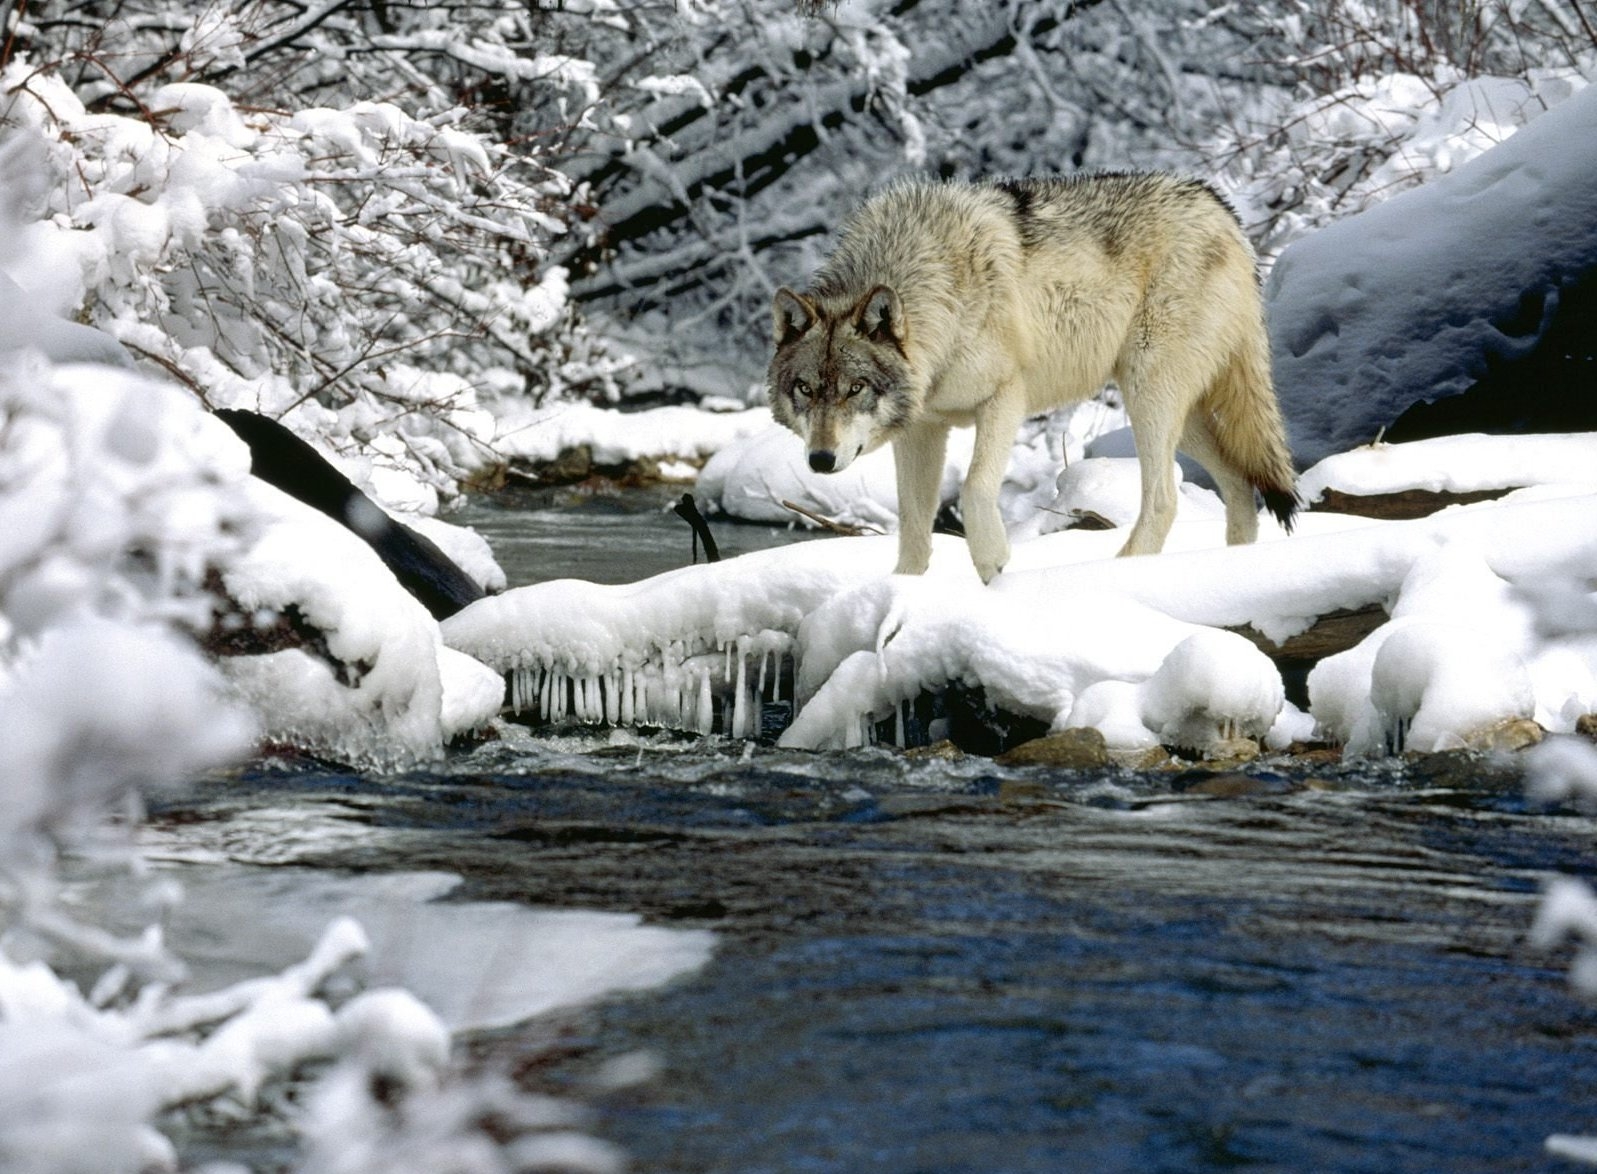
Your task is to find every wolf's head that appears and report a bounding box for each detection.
[766,285,913,475]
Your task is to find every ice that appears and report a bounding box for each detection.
[154,868,715,1034]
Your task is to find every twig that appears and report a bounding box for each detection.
[780,499,882,536]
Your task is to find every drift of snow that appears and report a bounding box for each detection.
[1267,77,1597,467]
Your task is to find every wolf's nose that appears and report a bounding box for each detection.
[808,450,836,474]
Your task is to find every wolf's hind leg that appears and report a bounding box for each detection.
[892,421,948,575]
[1180,411,1259,545]
[1118,382,1184,557]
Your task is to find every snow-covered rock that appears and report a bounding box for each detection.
[1268,80,1597,467]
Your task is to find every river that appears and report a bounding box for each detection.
[146,487,1597,1172]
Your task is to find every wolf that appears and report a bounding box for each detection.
[766,173,1298,583]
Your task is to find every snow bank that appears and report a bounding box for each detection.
[1268,79,1597,467]
[448,431,1597,757]
[444,535,902,737]
[698,400,1126,533]
[1299,433,1597,502]
[495,398,769,467]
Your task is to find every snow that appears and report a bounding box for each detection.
[218,480,454,767]
[1140,630,1285,752]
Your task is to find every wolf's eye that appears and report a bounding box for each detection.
[847,380,866,398]
[792,379,810,399]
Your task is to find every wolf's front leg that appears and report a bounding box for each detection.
[964,393,1027,583]
[891,422,948,575]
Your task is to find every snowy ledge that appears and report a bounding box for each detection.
[487,399,770,487]
[444,435,1597,761]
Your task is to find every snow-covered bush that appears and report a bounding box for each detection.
[1,2,632,506]
[0,356,627,1171]
[1204,0,1597,256]
[0,356,253,968]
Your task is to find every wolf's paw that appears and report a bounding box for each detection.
[893,542,931,575]
[975,558,1007,584]
[969,533,1010,585]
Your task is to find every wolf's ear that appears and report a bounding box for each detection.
[855,286,905,350]
[772,288,817,348]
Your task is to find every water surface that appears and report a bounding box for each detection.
[150,492,1597,1171]
[153,735,1597,1174]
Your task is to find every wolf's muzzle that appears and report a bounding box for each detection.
[808,450,837,474]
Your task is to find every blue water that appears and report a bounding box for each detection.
[162,741,1597,1174]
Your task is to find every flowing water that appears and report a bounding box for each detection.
[148,490,1597,1172]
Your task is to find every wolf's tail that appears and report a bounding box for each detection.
[1210,338,1299,532]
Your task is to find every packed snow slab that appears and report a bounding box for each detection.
[1268,80,1597,468]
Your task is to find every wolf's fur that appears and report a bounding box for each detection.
[767,173,1298,582]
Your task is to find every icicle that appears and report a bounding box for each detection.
[695,671,714,736]
[731,640,749,739]
[757,649,769,699]
[895,698,905,748]
[620,666,634,727]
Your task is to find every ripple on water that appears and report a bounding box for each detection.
[148,738,1597,1173]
